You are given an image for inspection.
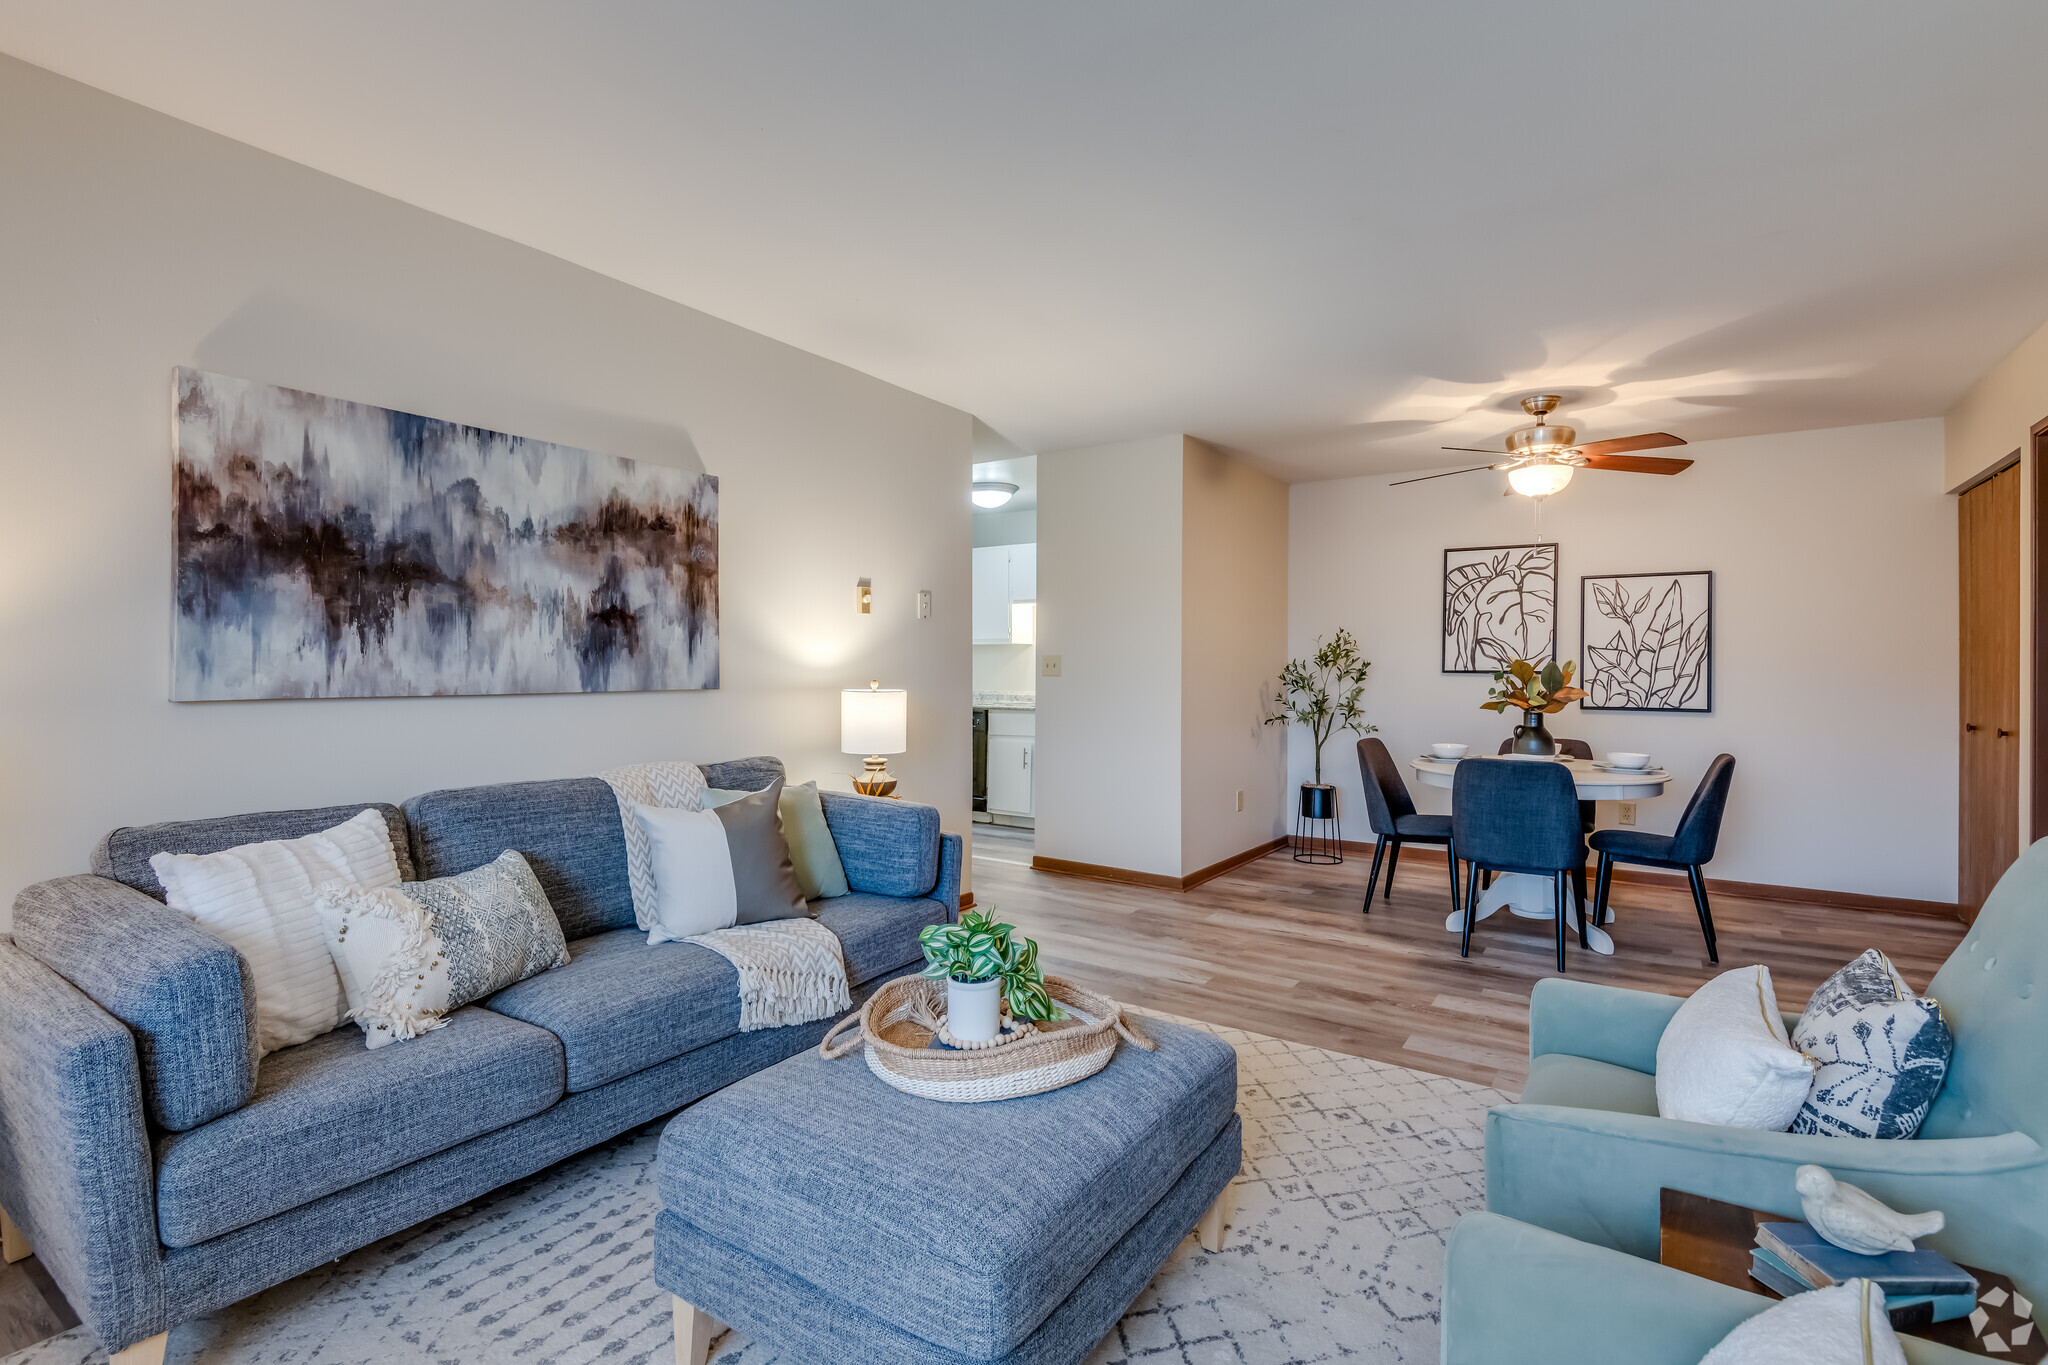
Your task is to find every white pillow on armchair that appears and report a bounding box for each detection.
[1656,964,1817,1129]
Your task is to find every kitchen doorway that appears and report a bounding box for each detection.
[971,438,1036,861]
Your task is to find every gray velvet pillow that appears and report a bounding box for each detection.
[717,780,812,924]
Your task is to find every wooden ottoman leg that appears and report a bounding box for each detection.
[110,1334,168,1365]
[0,1206,28,1263]
[1196,1179,1236,1253]
[673,1296,719,1365]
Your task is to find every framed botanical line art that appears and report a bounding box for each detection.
[1442,542,1558,673]
[1579,570,1712,712]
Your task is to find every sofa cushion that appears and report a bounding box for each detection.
[404,778,632,939]
[485,930,740,1093]
[813,893,946,987]
[655,1016,1238,1359]
[154,1006,563,1247]
[1520,1052,1660,1117]
[92,803,414,900]
[818,793,939,898]
[699,755,787,793]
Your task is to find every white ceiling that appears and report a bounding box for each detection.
[7,2,2048,481]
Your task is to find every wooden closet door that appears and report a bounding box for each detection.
[1959,461,2021,921]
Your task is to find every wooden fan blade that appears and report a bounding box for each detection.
[1389,464,1496,487]
[1581,453,1695,476]
[1573,432,1685,458]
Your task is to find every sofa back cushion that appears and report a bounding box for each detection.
[818,791,939,898]
[93,803,414,899]
[404,778,633,940]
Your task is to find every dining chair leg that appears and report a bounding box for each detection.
[1481,868,1492,891]
[1553,871,1568,973]
[1383,840,1402,902]
[1460,863,1479,957]
[1362,836,1386,914]
[1593,852,1614,928]
[1572,863,1590,947]
[1445,837,1461,915]
[1687,864,1720,963]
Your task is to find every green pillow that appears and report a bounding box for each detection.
[702,781,848,900]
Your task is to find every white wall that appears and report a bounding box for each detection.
[972,509,1037,548]
[1036,436,1185,876]
[972,643,1037,696]
[1288,419,1958,903]
[1181,439,1289,871]
[0,56,972,926]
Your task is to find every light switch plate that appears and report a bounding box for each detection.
[1040,654,1062,677]
[916,589,932,619]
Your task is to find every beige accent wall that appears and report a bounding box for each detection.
[1289,420,1957,903]
[1180,439,1289,873]
[1035,435,1286,880]
[0,56,972,926]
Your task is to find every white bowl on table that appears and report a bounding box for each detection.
[1430,743,1469,760]
[1605,752,1652,770]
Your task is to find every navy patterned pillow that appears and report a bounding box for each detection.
[1789,949,1951,1139]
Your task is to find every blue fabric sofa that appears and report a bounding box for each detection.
[0,756,960,1357]
[1487,836,2048,1315]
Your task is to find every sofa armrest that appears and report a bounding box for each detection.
[818,792,941,898]
[1486,1103,2047,1305]
[1444,1212,1978,1365]
[11,874,256,1130]
[933,832,962,920]
[0,938,166,1351]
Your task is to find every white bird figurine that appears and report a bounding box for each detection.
[1795,1165,1944,1255]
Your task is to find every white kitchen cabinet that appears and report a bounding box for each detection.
[986,733,1034,816]
[972,543,1039,643]
[972,545,1013,643]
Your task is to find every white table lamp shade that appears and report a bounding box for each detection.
[842,686,907,755]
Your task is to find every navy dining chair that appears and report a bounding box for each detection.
[1488,737,1596,891]
[1589,754,1736,963]
[1356,738,1461,915]
[1451,759,1587,971]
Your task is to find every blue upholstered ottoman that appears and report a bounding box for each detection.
[654,1014,1241,1365]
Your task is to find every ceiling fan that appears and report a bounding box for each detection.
[1391,395,1692,497]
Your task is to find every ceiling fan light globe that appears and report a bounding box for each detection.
[1508,462,1574,498]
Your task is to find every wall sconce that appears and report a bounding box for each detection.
[1010,600,1036,645]
[854,578,872,614]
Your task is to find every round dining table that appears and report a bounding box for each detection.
[1409,754,1672,956]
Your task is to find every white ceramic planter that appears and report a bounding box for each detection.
[946,976,1002,1043]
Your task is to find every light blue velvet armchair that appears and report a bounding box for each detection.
[1487,838,2048,1310]
[1443,1212,1982,1364]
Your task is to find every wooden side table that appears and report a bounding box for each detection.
[1658,1188,2041,1362]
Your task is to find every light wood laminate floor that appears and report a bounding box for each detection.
[969,824,1966,1093]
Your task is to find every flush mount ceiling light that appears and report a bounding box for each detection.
[971,480,1019,509]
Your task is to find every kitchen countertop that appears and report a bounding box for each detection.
[973,692,1036,710]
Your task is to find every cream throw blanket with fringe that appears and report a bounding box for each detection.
[687,917,852,1031]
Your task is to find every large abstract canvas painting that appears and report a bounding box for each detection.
[1442,543,1557,673]
[1580,571,1712,712]
[173,368,718,700]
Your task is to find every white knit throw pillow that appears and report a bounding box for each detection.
[1700,1280,1907,1365]
[1656,964,1818,1129]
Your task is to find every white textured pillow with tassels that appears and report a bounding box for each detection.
[150,807,400,1056]
[314,850,569,1049]
[1656,964,1818,1129]
[1699,1279,1907,1365]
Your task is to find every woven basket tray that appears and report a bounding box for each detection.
[820,974,1153,1103]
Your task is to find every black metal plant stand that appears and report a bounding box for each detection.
[1293,783,1342,864]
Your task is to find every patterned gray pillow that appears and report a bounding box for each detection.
[316,850,570,1048]
[1789,949,1951,1139]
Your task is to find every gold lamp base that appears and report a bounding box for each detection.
[852,755,898,798]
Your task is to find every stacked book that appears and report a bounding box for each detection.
[1752,1221,1979,1329]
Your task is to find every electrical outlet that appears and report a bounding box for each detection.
[1619,801,1637,827]
[1235,789,1245,812]
[916,589,931,619]
[1040,654,1061,677]
[854,578,872,614]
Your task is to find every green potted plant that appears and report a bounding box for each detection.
[1264,628,1376,826]
[918,907,1063,1042]
[1481,658,1586,756]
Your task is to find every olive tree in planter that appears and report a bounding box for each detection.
[1264,629,1375,862]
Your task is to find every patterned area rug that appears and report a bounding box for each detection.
[5,1016,1508,1365]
